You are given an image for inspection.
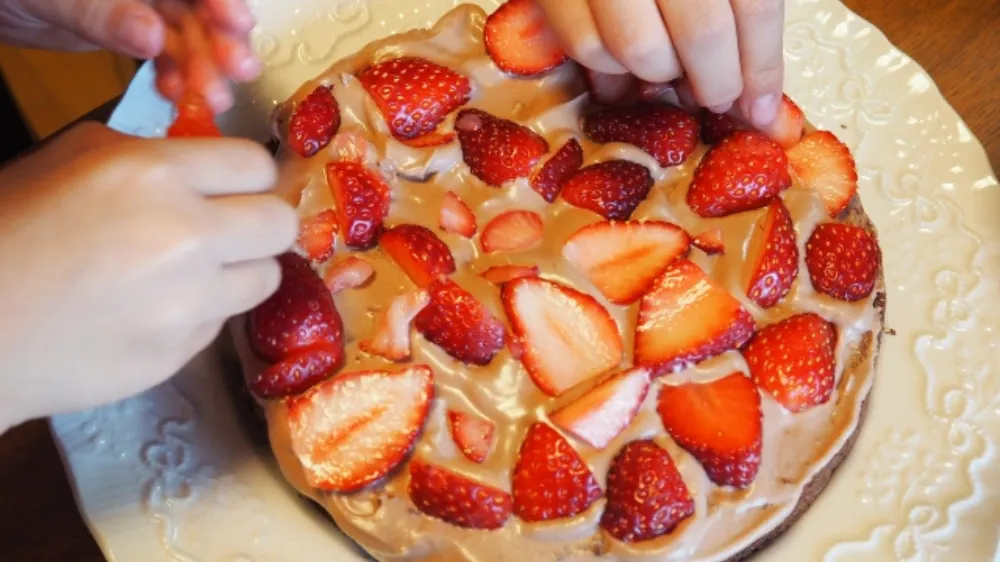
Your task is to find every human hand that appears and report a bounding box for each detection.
[0,122,297,430]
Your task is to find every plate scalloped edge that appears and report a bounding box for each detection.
[50,0,1000,561]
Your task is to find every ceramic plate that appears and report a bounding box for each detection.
[50,1,1000,560]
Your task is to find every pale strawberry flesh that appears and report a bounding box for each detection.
[561,160,654,220]
[692,228,725,255]
[414,279,506,365]
[746,199,799,308]
[297,209,338,262]
[512,423,602,522]
[687,130,791,218]
[583,105,699,167]
[439,191,477,237]
[323,256,375,293]
[326,161,391,249]
[530,138,583,202]
[447,410,495,464]
[550,367,651,450]
[360,290,430,362]
[288,85,341,157]
[484,0,568,77]
[380,224,456,288]
[480,264,539,285]
[805,222,880,301]
[456,108,549,186]
[760,94,805,150]
[481,210,544,253]
[787,130,859,217]
[409,459,512,530]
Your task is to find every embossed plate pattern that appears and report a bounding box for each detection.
[50,0,1000,560]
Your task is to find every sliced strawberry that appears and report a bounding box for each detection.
[326,161,391,249]
[549,367,651,450]
[634,259,755,376]
[400,131,455,148]
[356,57,471,140]
[805,222,880,301]
[512,423,602,522]
[562,220,691,304]
[380,224,456,288]
[439,192,477,238]
[583,105,699,168]
[584,69,638,105]
[248,344,343,399]
[287,365,433,492]
[360,290,430,361]
[787,130,859,217]
[455,109,549,187]
[414,278,506,365]
[288,85,341,157]
[408,459,512,530]
[484,0,567,77]
[323,256,375,293]
[760,94,805,150]
[481,264,540,285]
[502,277,623,396]
[328,131,370,163]
[297,209,338,262]
[600,440,694,543]
[561,160,653,220]
[699,109,744,145]
[481,210,544,253]
[447,410,495,464]
[746,199,799,308]
[687,130,791,218]
[692,228,725,255]
[742,313,837,412]
[167,93,220,137]
[248,253,344,363]
[530,138,583,202]
[657,372,762,488]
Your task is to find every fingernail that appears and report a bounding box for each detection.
[237,55,262,80]
[750,94,779,128]
[118,12,162,58]
[708,102,733,115]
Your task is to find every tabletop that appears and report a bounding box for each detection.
[1,1,997,560]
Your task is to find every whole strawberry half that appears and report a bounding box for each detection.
[249,344,343,399]
[484,0,567,77]
[409,459,513,530]
[380,224,456,288]
[687,130,791,218]
[583,105,699,168]
[550,367,651,450]
[530,138,583,202]
[455,108,549,187]
[787,130,859,217]
[561,160,654,220]
[414,278,506,366]
[805,222,880,301]
[326,161,391,249]
[512,423,602,522]
[288,85,341,157]
[447,410,495,464]
[746,199,799,308]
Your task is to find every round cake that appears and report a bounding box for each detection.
[229,3,886,561]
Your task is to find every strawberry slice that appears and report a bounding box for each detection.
[288,85,341,157]
[760,94,806,150]
[297,209,338,262]
[414,279,506,365]
[326,161,391,249]
[248,253,344,363]
[805,222,880,301]
[787,130,859,217]
[562,220,691,304]
[512,423,602,522]
[484,0,567,77]
[742,313,837,412]
[584,69,638,105]
[248,344,343,399]
[439,192,477,238]
[408,459,512,530]
[287,365,434,492]
[657,372,762,488]
[360,290,430,362]
[400,131,455,148]
[530,138,583,203]
[687,130,791,218]
[583,105,699,168]
[600,440,694,543]
[167,93,220,137]
[549,367,651,450]
[746,199,799,308]
[692,228,725,255]
[561,160,654,220]
[502,277,623,396]
[480,264,539,285]
[380,224,456,288]
[634,259,755,375]
[447,410,495,464]
[699,109,744,145]
[356,57,471,141]
[456,109,549,187]
[323,256,375,293]
[481,210,544,253]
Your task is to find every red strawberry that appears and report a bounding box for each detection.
[248,253,344,363]
[657,372,762,488]
[584,69,638,106]
[414,279,506,365]
[687,130,791,218]
[805,222,880,301]
[760,95,806,150]
[408,459,512,530]
[167,93,220,137]
[502,277,623,396]
[248,344,343,399]
[360,290,430,361]
[287,365,434,492]
[323,256,375,293]
[288,85,341,157]
[699,109,744,145]
[380,224,456,288]
[746,199,799,308]
[692,228,725,255]
[634,259,755,376]
[297,209,338,262]
[787,130,859,217]
[480,264,539,285]
[561,160,654,220]
[562,220,691,304]
[530,138,583,202]
[583,105,699,168]
[400,131,455,148]
[447,410,495,464]
[455,109,549,186]
[439,192,477,238]
[550,367,651,450]
[356,57,471,140]
[742,313,837,412]
[481,210,544,253]
[600,440,694,543]
[484,0,567,77]
[326,161,391,249]
[512,423,602,522]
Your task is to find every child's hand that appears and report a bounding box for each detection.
[0,122,297,430]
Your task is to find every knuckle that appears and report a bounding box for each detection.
[565,34,608,67]
[744,64,783,94]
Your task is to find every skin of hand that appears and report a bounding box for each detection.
[0,122,298,432]
[536,0,785,127]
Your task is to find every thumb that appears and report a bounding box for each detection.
[26,0,165,58]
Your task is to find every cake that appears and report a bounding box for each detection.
[227,2,886,561]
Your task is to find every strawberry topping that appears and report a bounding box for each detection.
[692,228,725,255]
[248,344,343,399]
[550,367,651,450]
[805,222,880,301]
[323,256,375,293]
[561,160,654,220]
[746,199,799,308]
[787,130,859,217]
[360,290,430,362]
[481,210,544,253]
[530,138,583,203]
[167,93,220,137]
[484,0,567,77]
[297,209,338,262]
[760,94,806,150]
[380,224,456,288]
[414,279,506,366]
[326,161,391,249]
[480,264,540,285]
[583,105,699,168]
[439,192,477,238]
[687,130,791,218]
[512,423,602,522]
[456,108,549,187]
[288,85,341,157]
[408,459,512,530]
[447,410,496,464]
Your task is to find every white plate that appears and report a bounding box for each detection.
[50,1,1000,560]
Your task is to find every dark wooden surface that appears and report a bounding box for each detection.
[0,2,997,560]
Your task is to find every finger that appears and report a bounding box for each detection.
[731,0,785,127]
[203,194,298,264]
[213,257,283,318]
[181,320,227,362]
[129,138,277,195]
[588,0,682,83]
[536,0,627,74]
[657,0,743,112]
[200,0,257,34]
[25,0,164,58]
[207,27,261,82]
[1,123,132,183]
[154,54,185,102]
[158,0,233,112]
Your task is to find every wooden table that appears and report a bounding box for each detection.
[1,1,997,560]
